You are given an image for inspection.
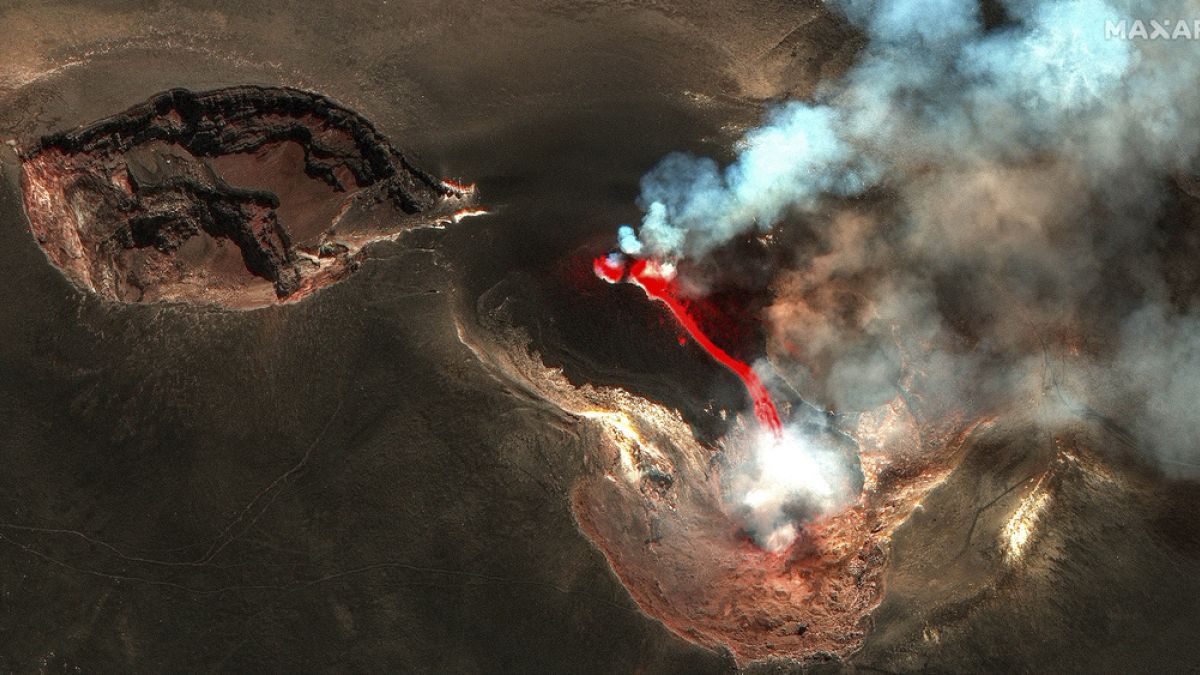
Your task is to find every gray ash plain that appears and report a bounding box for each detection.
[1,1,1199,673]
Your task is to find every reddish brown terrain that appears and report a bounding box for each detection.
[19,86,477,308]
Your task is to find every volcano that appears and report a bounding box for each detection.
[4,1,1200,674]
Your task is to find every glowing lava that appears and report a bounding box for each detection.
[594,253,783,437]
[447,207,490,223]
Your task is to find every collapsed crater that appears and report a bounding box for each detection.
[18,86,477,308]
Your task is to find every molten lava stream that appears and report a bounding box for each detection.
[595,254,783,437]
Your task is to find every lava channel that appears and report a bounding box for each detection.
[594,253,783,437]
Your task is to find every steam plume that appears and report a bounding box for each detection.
[617,0,1200,543]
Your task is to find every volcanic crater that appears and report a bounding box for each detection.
[18,85,478,309]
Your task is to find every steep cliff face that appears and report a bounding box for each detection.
[19,86,476,308]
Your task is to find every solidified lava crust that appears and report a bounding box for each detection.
[18,86,476,308]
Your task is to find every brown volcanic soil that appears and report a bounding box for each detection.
[567,402,973,664]
[19,86,475,308]
[464,278,981,664]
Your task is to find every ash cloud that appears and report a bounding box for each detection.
[619,0,1200,475]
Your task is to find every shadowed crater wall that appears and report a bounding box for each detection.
[18,85,476,308]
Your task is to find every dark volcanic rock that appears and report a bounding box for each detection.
[19,86,477,308]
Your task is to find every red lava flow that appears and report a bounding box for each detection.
[593,253,783,437]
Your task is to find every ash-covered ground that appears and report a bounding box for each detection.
[1,1,1199,673]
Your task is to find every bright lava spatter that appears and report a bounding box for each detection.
[594,253,784,437]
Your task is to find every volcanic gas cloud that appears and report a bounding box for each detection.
[578,0,1200,664]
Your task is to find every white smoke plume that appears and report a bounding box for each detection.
[618,0,1200,506]
[622,103,870,258]
[725,424,862,551]
[621,0,1185,260]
